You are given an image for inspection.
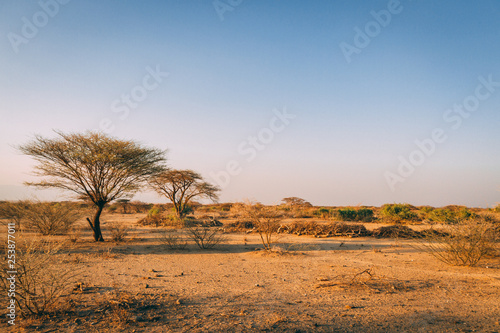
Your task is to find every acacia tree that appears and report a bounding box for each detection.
[19,131,167,241]
[149,169,220,219]
[281,197,312,207]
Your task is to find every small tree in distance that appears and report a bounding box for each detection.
[19,131,167,241]
[281,197,312,207]
[149,169,220,220]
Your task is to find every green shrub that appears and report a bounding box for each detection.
[336,208,357,221]
[380,203,418,223]
[427,207,476,224]
[335,208,374,222]
[181,205,194,216]
[356,208,374,222]
[313,207,332,219]
[147,205,162,217]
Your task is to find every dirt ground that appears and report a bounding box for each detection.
[3,213,500,332]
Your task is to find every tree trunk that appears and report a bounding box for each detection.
[174,203,184,220]
[91,205,105,242]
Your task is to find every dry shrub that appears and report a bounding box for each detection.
[279,220,321,235]
[418,218,499,266]
[233,202,283,251]
[315,267,410,293]
[0,200,30,231]
[109,223,129,242]
[0,238,78,315]
[158,229,188,250]
[372,225,420,239]
[187,226,226,249]
[225,220,256,232]
[23,200,81,235]
[106,288,135,328]
[137,214,167,227]
[278,221,369,237]
[93,287,165,330]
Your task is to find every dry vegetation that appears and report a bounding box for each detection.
[0,201,499,332]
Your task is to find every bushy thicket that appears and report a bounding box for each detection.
[426,207,475,224]
[380,203,419,223]
[278,221,369,237]
[335,208,375,222]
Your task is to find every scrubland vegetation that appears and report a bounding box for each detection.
[1,198,499,332]
[0,131,498,331]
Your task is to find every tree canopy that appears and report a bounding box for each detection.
[19,131,167,240]
[149,169,220,219]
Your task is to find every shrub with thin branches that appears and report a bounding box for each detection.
[234,202,284,251]
[0,200,30,231]
[418,218,499,266]
[158,229,188,250]
[23,200,81,235]
[0,238,78,315]
[109,223,129,242]
[187,225,226,249]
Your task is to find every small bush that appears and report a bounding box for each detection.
[147,205,163,217]
[335,208,374,222]
[187,226,226,249]
[327,222,369,236]
[137,214,166,227]
[313,208,332,219]
[336,208,357,221]
[235,203,283,251]
[278,221,369,237]
[0,238,78,315]
[158,230,188,250]
[372,225,420,239]
[0,200,30,231]
[109,224,128,242]
[380,203,419,223]
[24,201,81,235]
[225,220,256,233]
[293,209,314,218]
[494,204,500,213]
[418,218,499,266]
[427,207,476,224]
[356,208,375,222]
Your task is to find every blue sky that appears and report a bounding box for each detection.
[1,0,499,207]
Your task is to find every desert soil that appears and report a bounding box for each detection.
[2,213,500,332]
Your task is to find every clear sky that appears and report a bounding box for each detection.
[1,0,499,207]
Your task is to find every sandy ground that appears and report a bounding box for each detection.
[2,213,500,332]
